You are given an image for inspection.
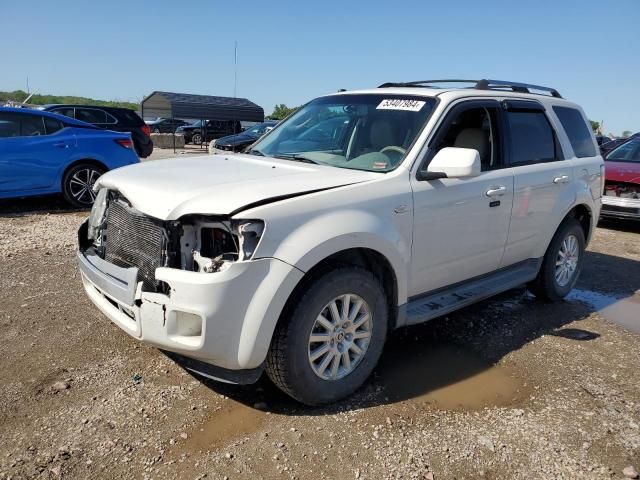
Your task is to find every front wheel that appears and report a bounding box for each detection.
[528,218,585,301]
[266,267,388,406]
[191,133,202,145]
[62,163,105,208]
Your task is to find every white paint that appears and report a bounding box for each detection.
[82,84,605,375]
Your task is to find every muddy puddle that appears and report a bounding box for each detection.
[375,343,530,410]
[567,289,640,334]
[179,399,268,453]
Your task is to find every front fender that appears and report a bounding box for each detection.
[253,209,411,306]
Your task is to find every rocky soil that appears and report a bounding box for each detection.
[0,200,638,480]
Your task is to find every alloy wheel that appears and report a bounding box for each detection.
[68,168,100,206]
[555,234,579,287]
[307,294,372,381]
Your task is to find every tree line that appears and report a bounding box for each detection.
[0,90,138,110]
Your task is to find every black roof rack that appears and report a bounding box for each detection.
[377,79,562,98]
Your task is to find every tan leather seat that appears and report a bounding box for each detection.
[453,128,489,162]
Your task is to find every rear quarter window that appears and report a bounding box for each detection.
[553,106,597,158]
[44,117,64,134]
[115,109,144,127]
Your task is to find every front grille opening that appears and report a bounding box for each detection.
[104,198,165,291]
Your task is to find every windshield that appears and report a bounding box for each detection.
[252,94,436,172]
[607,138,640,163]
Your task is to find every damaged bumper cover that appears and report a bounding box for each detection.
[77,237,304,382]
[601,195,640,220]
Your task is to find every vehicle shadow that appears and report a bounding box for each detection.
[598,217,640,234]
[0,195,86,217]
[187,249,640,416]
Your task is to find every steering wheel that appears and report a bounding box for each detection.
[380,145,406,156]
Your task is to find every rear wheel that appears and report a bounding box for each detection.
[528,218,585,301]
[266,267,388,405]
[62,163,105,208]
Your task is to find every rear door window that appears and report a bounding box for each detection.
[553,106,597,158]
[506,111,557,165]
[20,115,47,136]
[76,108,108,124]
[51,107,75,119]
[0,112,22,137]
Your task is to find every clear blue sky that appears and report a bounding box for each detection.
[2,0,638,135]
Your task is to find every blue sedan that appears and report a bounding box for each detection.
[0,107,139,207]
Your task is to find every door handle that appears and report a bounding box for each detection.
[553,175,569,184]
[53,142,70,149]
[485,185,507,197]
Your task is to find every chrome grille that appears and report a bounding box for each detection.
[103,199,164,290]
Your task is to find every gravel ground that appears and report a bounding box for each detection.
[144,144,209,162]
[0,199,639,480]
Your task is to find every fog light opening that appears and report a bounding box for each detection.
[167,311,203,338]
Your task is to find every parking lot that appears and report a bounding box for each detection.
[0,187,638,479]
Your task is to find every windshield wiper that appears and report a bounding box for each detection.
[274,154,320,164]
[248,148,265,156]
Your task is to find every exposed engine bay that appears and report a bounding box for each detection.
[604,181,640,199]
[83,190,263,293]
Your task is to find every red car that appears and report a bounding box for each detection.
[602,136,640,220]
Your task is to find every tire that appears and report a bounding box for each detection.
[528,217,585,302]
[62,163,105,208]
[192,133,202,145]
[152,127,160,133]
[266,267,388,406]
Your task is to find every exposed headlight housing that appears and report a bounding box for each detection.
[87,188,108,241]
[182,218,265,273]
[235,220,265,260]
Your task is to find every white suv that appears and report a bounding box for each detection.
[77,79,603,405]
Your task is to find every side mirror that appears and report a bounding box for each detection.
[418,147,481,181]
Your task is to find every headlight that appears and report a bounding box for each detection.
[87,188,108,240]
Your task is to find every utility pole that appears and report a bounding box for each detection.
[234,41,238,98]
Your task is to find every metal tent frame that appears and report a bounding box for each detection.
[141,91,265,152]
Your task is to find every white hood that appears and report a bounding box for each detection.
[96,154,379,220]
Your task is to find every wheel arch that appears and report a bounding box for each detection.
[566,203,593,244]
[279,247,401,334]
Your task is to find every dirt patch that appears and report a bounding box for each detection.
[177,400,268,454]
[378,344,530,410]
[0,204,639,480]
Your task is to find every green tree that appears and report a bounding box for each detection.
[270,104,299,120]
[622,130,632,138]
[0,90,138,110]
[589,120,600,133]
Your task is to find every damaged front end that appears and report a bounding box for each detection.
[77,188,302,377]
[602,181,640,220]
[80,190,265,296]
